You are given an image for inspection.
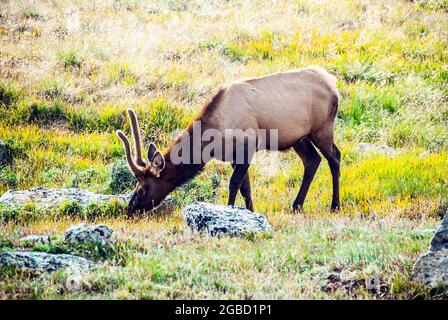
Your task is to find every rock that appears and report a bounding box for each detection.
[155,195,176,212]
[321,273,388,297]
[0,251,93,273]
[20,235,50,246]
[65,223,113,245]
[0,140,11,166]
[0,187,174,215]
[429,214,448,251]
[413,212,448,288]
[65,274,83,292]
[183,202,271,237]
[0,187,131,211]
[355,143,398,157]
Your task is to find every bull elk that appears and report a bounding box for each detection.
[116,67,341,216]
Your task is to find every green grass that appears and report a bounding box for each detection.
[0,215,437,299]
[56,49,83,69]
[0,0,447,299]
[21,8,39,19]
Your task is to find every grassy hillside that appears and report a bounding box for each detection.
[0,0,447,299]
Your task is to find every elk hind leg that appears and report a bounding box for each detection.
[310,129,341,211]
[291,137,321,212]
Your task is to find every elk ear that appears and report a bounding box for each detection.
[152,151,165,170]
[147,143,158,162]
[150,151,165,177]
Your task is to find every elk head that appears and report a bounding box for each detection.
[116,109,166,216]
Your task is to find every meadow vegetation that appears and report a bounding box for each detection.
[0,0,447,299]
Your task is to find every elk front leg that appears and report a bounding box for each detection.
[228,163,250,207]
[231,163,254,211]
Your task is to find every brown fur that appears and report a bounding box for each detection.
[117,67,341,215]
[157,88,227,192]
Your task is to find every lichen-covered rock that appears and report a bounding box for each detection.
[429,214,448,251]
[0,187,174,215]
[65,223,113,245]
[413,212,448,288]
[183,202,271,237]
[20,235,51,246]
[355,143,398,157]
[0,251,93,273]
[0,140,11,166]
[0,187,131,211]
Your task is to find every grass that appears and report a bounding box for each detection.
[0,0,447,299]
[56,49,83,69]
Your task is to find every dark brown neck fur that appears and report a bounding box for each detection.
[158,88,225,194]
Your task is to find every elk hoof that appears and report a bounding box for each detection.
[291,205,303,213]
[330,204,340,212]
[127,211,138,219]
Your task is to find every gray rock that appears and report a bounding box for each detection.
[183,202,271,237]
[355,143,398,157]
[20,235,51,246]
[0,187,173,215]
[413,249,448,288]
[0,187,131,211]
[430,214,448,251]
[0,251,93,273]
[65,223,113,245]
[0,140,11,166]
[413,212,448,288]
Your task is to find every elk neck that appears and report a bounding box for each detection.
[157,88,225,194]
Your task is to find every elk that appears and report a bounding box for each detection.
[116,67,340,216]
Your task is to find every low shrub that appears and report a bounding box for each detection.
[109,160,135,194]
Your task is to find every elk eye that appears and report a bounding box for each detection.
[137,187,145,198]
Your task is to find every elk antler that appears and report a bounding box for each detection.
[126,108,146,167]
[116,130,144,176]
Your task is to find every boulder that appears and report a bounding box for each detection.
[0,187,130,211]
[355,143,398,157]
[0,187,174,215]
[0,251,93,273]
[65,223,113,245]
[413,212,448,288]
[183,202,271,237]
[0,140,11,166]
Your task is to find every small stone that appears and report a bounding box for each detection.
[66,274,83,292]
[65,223,113,245]
[0,251,93,274]
[183,202,271,237]
[418,151,430,158]
[355,143,398,157]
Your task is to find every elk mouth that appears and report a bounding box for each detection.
[127,193,163,217]
[127,193,149,216]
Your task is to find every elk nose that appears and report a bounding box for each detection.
[127,193,138,217]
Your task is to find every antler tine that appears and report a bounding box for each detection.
[116,130,144,176]
[127,108,146,167]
